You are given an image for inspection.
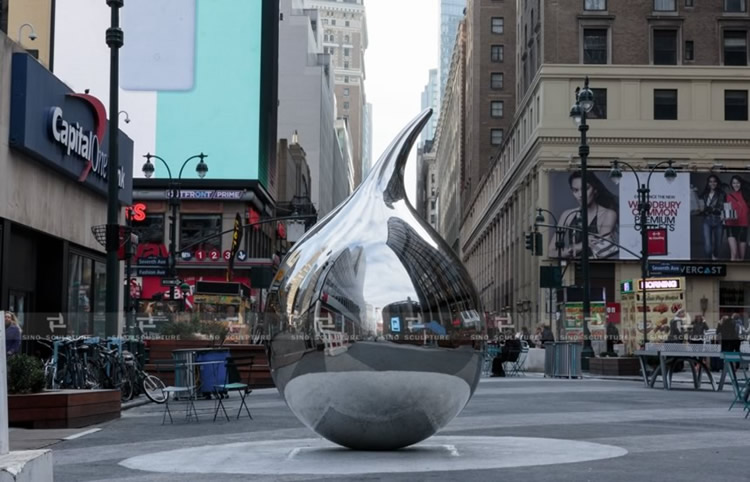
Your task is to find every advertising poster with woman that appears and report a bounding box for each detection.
[547,171,620,260]
[690,173,750,260]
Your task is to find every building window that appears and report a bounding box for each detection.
[491,17,504,34]
[344,61,349,68]
[654,89,678,120]
[685,40,694,61]
[584,0,606,10]
[583,29,608,64]
[491,101,504,118]
[653,30,678,65]
[344,87,350,96]
[724,30,748,65]
[685,0,694,6]
[654,0,676,11]
[344,101,350,109]
[491,129,504,145]
[132,214,165,244]
[725,90,749,120]
[344,35,350,43]
[344,48,350,56]
[180,214,222,254]
[491,45,504,62]
[588,88,608,119]
[726,0,747,12]
[345,20,350,27]
[491,72,504,89]
[344,75,349,82]
[331,19,336,25]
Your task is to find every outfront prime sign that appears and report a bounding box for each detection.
[9,53,133,204]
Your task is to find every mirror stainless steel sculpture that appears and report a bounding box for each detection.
[266,109,485,450]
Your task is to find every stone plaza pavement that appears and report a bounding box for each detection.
[45,374,750,481]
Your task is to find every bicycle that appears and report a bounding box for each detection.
[123,351,167,404]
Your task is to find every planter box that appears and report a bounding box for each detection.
[9,389,121,429]
[588,357,641,377]
[145,340,273,388]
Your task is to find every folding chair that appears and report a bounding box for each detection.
[506,343,529,377]
[157,360,199,425]
[213,356,254,422]
[723,352,750,414]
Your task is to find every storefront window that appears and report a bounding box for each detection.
[68,255,92,335]
[133,214,165,244]
[180,214,222,254]
[68,253,106,336]
[719,282,750,321]
[92,261,106,336]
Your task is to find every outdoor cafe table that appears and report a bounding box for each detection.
[634,343,750,391]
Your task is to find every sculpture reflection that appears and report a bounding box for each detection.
[266,109,485,450]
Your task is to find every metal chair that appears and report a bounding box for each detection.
[722,352,750,414]
[213,356,254,422]
[155,360,199,424]
[506,342,529,377]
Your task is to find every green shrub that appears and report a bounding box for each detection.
[159,318,202,339]
[7,354,45,394]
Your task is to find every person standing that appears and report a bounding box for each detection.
[5,311,22,356]
[689,315,709,344]
[699,175,726,260]
[718,315,741,353]
[724,175,750,261]
[668,310,687,343]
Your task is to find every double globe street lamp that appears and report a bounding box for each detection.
[569,76,596,364]
[142,153,209,302]
[609,159,677,347]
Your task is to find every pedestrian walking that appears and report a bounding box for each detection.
[5,311,22,356]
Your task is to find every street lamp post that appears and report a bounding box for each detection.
[569,77,596,365]
[104,0,123,337]
[142,153,208,301]
[609,159,677,348]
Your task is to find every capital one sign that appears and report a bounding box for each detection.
[9,53,133,203]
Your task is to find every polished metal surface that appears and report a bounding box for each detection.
[266,109,485,450]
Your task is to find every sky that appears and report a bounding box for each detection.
[364,0,440,204]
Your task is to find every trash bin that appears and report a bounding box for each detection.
[544,342,582,378]
[194,348,230,398]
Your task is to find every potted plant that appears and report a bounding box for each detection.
[7,354,45,394]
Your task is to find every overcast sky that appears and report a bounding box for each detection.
[364,0,439,204]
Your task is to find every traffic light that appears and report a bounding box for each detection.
[534,232,543,256]
[525,233,534,251]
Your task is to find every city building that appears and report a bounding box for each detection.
[2,0,53,68]
[0,41,134,338]
[278,0,348,217]
[420,68,440,145]
[460,0,750,342]
[433,19,466,252]
[304,0,369,187]
[439,0,466,101]
[462,0,516,215]
[276,137,317,233]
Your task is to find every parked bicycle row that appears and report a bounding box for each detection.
[37,336,166,404]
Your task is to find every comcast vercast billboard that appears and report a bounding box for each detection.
[546,170,744,261]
